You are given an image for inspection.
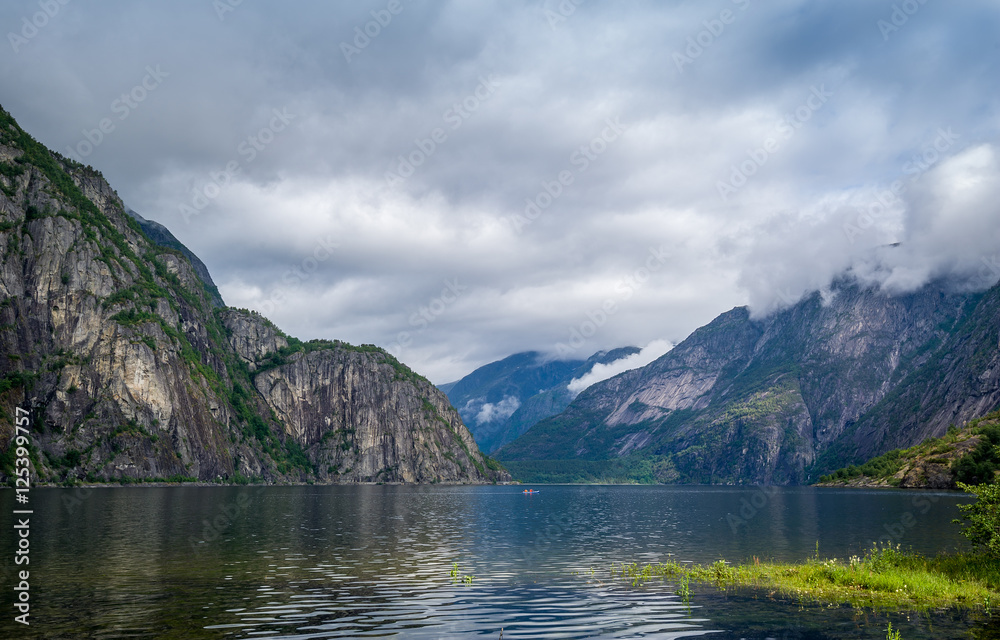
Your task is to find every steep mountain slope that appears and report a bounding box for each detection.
[499,278,998,485]
[444,347,639,453]
[0,106,504,485]
[125,207,224,308]
[830,282,1000,465]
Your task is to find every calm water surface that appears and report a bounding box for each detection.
[1,485,996,639]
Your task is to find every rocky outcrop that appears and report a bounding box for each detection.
[223,312,501,483]
[839,283,1000,462]
[817,428,985,490]
[220,308,289,365]
[895,436,979,489]
[0,106,504,485]
[499,278,1000,485]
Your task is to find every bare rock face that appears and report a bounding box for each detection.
[219,309,289,365]
[221,311,502,483]
[0,106,504,485]
[500,278,1000,485]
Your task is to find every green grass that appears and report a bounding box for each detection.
[610,544,999,611]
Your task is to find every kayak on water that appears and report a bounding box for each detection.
[522,489,539,494]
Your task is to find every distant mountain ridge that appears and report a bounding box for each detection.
[498,277,1000,485]
[443,347,640,453]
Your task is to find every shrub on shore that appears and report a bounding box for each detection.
[954,479,1000,558]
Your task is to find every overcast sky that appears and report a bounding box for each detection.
[2,0,999,383]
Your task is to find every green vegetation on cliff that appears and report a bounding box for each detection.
[818,410,1000,488]
[501,376,811,485]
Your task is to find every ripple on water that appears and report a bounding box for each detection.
[206,565,715,639]
[2,484,984,639]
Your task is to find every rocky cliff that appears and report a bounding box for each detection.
[499,277,1000,485]
[0,106,504,485]
[226,311,500,482]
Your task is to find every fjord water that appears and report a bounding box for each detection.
[1,485,994,639]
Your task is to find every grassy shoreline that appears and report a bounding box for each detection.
[610,546,999,612]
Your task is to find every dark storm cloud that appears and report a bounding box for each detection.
[1,0,997,381]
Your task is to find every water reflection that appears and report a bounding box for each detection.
[0,485,984,639]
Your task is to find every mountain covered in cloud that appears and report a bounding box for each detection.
[3,2,998,384]
[442,347,641,454]
[498,275,1000,485]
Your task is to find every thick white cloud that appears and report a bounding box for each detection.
[1,0,997,382]
[567,339,674,395]
[475,396,522,425]
[734,143,1000,316]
